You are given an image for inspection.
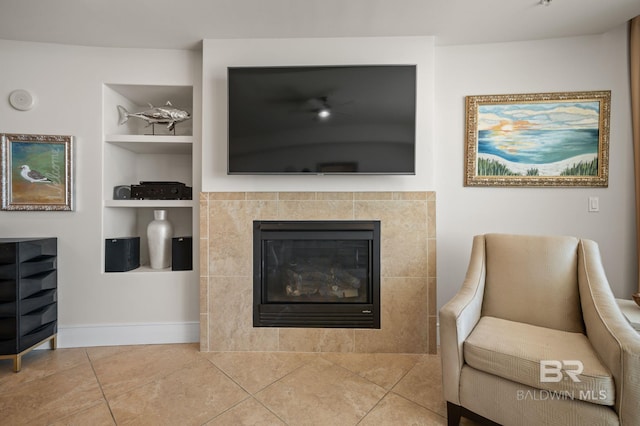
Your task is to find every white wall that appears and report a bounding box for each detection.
[0,23,635,348]
[202,29,636,312]
[0,40,202,346]
[435,24,637,308]
[201,37,436,191]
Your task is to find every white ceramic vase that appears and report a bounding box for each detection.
[147,209,173,269]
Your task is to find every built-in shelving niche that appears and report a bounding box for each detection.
[102,83,195,273]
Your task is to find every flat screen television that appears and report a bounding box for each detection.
[227,65,416,175]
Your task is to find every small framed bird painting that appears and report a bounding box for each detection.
[1,133,73,211]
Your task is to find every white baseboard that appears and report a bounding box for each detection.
[44,322,200,349]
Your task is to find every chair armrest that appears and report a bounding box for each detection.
[578,239,640,425]
[439,235,487,404]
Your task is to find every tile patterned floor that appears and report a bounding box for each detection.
[0,343,452,425]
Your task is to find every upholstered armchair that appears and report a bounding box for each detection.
[440,234,640,426]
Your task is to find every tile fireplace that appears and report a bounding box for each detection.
[200,191,436,354]
[253,220,381,328]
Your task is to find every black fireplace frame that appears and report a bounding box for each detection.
[253,220,381,329]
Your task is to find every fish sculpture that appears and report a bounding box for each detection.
[117,101,191,131]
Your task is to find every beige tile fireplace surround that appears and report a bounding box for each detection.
[200,192,436,354]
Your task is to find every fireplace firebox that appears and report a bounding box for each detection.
[253,220,381,328]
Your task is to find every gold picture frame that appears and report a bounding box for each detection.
[1,133,74,211]
[464,91,610,187]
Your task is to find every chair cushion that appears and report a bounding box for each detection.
[464,316,614,406]
[482,233,584,333]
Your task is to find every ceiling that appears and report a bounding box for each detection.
[0,0,639,50]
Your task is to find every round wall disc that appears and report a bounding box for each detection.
[9,89,35,111]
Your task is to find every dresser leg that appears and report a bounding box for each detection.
[13,355,21,373]
[2,334,58,372]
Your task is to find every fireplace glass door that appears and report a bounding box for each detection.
[254,221,380,328]
[264,239,370,303]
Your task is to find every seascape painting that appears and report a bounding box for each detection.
[1,134,74,210]
[465,91,610,187]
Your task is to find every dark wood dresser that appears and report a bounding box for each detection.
[0,238,57,372]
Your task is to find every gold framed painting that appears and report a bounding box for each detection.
[1,133,74,211]
[464,91,610,187]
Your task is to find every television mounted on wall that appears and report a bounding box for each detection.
[227,65,417,175]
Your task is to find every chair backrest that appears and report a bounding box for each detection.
[481,233,584,333]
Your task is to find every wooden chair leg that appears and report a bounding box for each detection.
[447,402,462,426]
[448,401,503,426]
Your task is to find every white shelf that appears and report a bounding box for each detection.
[105,200,194,208]
[105,135,192,155]
[102,83,196,275]
[107,265,193,274]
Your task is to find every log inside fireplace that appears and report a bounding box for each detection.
[253,220,381,328]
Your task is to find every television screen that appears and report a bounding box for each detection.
[227,65,416,174]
